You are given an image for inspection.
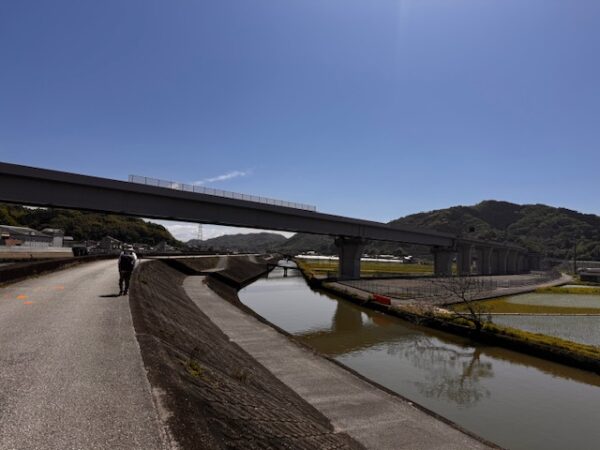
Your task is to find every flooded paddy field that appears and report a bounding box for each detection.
[492,315,600,346]
[482,291,600,346]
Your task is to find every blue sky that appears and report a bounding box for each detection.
[1,1,599,240]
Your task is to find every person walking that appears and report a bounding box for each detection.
[118,244,137,295]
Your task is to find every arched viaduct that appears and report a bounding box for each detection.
[0,162,539,279]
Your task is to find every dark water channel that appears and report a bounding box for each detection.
[239,268,600,450]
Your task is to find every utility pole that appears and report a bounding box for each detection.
[197,224,203,248]
[573,240,578,275]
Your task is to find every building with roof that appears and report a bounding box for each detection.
[0,225,53,247]
[579,268,600,283]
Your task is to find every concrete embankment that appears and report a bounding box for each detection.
[130,256,495,450]
[129,257,362,450]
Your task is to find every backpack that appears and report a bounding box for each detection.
[119,253,135,272]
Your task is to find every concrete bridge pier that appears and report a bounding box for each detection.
[506,250,519,274]
[335,236,365,280]
[494,249,509,275]
[432,247,454,277]
[457,244,473,276]
[516,254,525,273]
[528,253,542,271]
[478,246,493,275]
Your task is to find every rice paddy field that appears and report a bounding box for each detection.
[492,315,600,346]
[453,285,600,346]
[296,258,433,277]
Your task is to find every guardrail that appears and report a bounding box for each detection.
[128,175,316,212]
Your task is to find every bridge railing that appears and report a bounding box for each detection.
[128,175,317,212]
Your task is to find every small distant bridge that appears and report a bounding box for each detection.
[266,262,299,277]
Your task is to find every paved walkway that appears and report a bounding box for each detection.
[0,260,171,450]
[184,276,493,450]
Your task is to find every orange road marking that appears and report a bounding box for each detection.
[54,286,65,290]
[23,301,33,305]
[16,295,28,300]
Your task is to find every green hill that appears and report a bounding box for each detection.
[276,200,600,260]
[0,203,180,246]
[390,200,600,260]
[187,232,287,253]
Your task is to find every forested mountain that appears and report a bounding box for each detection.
[187,232,287,253]
[274,233,408,256]
[263,200,600,260]
[0,203,180,246]
[275,233,337,255]
[390,201,600,260]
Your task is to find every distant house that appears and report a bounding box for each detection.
[153,241,176,253]
[41,228,66,247]
[98,236,123,252]
[579,268,600,283]
[133,243,150,253]
[0,225,53,247]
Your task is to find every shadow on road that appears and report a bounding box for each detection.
[99,294,121,298]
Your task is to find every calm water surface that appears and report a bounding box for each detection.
[239,268,600,450]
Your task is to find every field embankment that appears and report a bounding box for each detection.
[296,258,433,278]
[129,259,362,450]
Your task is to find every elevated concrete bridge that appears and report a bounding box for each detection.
[0,162,538,279]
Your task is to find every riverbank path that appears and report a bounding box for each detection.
[0,260,171,450]
[184,276,495,450]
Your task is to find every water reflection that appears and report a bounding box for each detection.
[392,339,492,406]
[261,285,495,407]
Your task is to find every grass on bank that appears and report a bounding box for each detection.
[483,323,600,360]
[535,286,600,295]
[450,296,600,315]
[399,305,600,362]
[295,258,433,277]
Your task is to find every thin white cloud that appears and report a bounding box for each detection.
[193,170,250,186]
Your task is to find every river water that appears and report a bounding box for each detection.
[239,268,600,450]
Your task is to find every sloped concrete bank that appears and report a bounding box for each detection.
[129,258,362,450]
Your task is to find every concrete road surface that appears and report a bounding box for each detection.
[0,260,171,450]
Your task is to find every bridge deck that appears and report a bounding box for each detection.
[0,161,524,252]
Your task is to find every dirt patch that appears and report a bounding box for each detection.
[129,260,362,450]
